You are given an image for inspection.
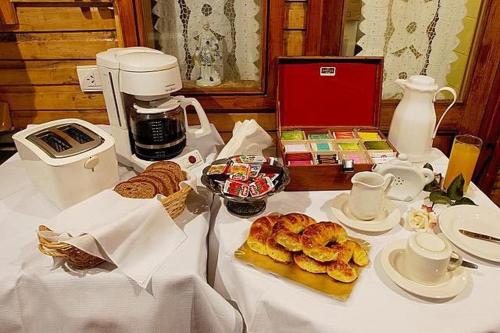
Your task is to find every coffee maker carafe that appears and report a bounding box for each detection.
[96,47,211,170]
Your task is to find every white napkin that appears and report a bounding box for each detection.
[217,119,273,159]
[40,190,187,288]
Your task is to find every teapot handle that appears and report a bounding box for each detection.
[432,87,457,139]
[422,168,435,185]
[176,96,211,139]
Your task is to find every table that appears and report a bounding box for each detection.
[0,155,243,333]
[210,150,500,333]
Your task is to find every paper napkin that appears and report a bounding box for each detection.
[41,190,187,288]
[217,119,273,159]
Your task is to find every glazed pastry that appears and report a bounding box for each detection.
[344,240,369,267]
[273,213,316,251]
[246,215,281,255]
[266,237,292,263]
[327,261,358,283]
[293,253,327,274]
[301,222,348,262]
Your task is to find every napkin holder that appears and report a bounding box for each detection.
[276,56,397,190]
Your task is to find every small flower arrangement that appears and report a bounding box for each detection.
[405,204,438,232]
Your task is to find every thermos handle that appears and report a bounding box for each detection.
[177,96,211,138]
[432,87,457,139]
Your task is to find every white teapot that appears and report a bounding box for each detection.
[388,75,457,162]
[372,154,434,201]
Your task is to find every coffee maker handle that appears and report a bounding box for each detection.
[178,97,211,138]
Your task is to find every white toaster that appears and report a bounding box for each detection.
[13,118,119,209]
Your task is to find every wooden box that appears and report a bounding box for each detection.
[276,56,396,191]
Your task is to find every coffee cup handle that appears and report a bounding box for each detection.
[447,251,463,271]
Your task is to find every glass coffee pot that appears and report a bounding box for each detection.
[129,96,210,161]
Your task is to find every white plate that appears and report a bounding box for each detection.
[330,193,401,232]
[380,239,469,299]
[439,205,500,262]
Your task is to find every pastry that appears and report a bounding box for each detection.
[246,215,281,255]
[344,240,369,267]
[266,237,292,263]
[327,261,358,283]
[301,222,348,262]
[273,213,316,251]
[293,253,327,274]
[114,181,156,199]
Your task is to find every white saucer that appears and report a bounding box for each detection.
[380,239,469,299]
[330,193,401,232]
[440,205,500,262]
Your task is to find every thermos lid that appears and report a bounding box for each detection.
[403,75,438,91]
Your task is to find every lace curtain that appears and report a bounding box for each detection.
[357,0,466,99]
[152,0,261,82]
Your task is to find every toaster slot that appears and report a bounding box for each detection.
[60,125,93,144]
[38,132,72,153]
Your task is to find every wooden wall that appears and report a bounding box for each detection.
[0,0,457,153]
[0,0,117,129]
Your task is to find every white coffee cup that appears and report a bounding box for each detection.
[348,171,394,220]
[403,232,462,285]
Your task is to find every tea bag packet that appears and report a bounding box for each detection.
[311,142,334,153]
[308,133,330,140]
[281,130,305,140]
[316,153,339,165]
[363,140,392,151]
[357,131,382,141]
[337,142,362,151]
[332,131,355,139]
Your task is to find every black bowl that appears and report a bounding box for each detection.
[201,157,290,217]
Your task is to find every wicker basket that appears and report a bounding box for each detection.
[37,185,192,270]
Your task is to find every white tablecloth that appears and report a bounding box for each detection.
[210,149,500,333]
[0,153,243,332]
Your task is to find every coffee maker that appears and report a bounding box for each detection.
[96,47,211,170]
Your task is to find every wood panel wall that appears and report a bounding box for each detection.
[0,0,117,130]
[0,0,461,154]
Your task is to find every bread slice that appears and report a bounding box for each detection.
[146,161,185,183]
[130,175,164,196]
[142,170,176,196]
[114,181,157,199]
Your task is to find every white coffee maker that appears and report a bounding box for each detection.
[96,47,211,170]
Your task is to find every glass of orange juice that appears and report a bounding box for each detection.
[443,134,482,192]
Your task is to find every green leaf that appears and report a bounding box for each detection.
[447,174,465,200]
[423,163,434,171]
[423,180,440,192]
[452,197,477,206]
[429,190,452,205]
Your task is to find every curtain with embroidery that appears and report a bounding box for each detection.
[357,0,467,99]
[152,0,262,83]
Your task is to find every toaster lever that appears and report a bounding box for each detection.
[84,156,100,172]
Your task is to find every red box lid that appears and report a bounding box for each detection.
[277,57,383,129]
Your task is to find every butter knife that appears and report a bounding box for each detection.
[459,229,500,243]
